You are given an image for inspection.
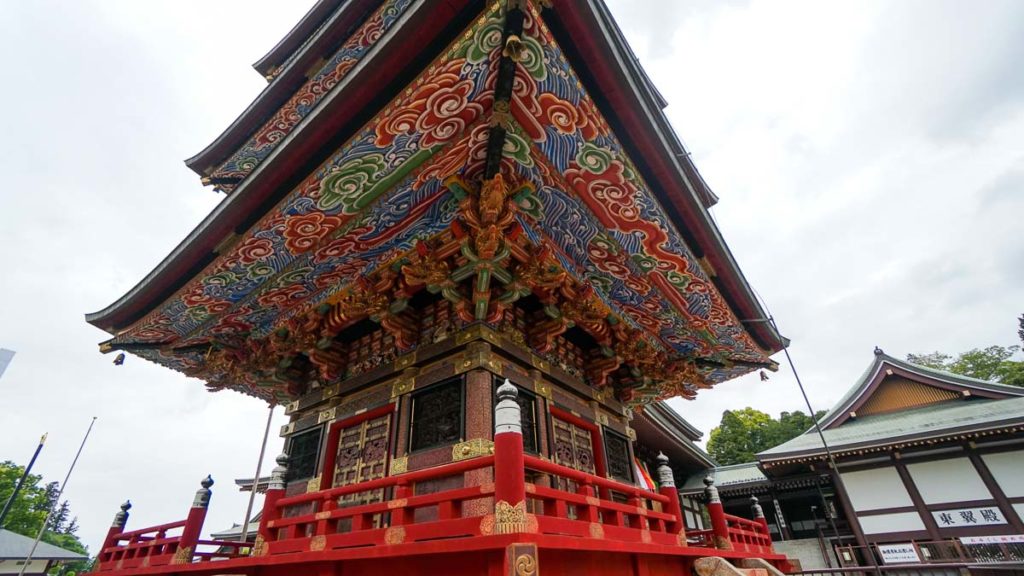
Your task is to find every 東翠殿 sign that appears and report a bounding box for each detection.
[932,507,1006,527]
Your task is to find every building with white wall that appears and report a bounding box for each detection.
[759,348,1024,563]
[685,349,1024,568]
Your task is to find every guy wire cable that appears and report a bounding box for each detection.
[747,291,879,571]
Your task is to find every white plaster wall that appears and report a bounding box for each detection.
[858,512,926,535]
[1013,503,1024,524]
[983,451,1024,498]
[907,458,991,504]
[840,466,914,511]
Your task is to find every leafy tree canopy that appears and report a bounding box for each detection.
[0,461,89,573]
[907,345,1024,387]
[706,408,826,466]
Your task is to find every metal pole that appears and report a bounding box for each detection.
[239,404,275,544]
[0,434,46,529]
[20,418,96,576]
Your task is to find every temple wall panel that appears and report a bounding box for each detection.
[982,451,1024,498]
[1013,503,1024,523]
[906,457,992,504]
[857,511,927,535]
[839,466,914,510]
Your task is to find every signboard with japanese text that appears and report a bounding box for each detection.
[877,543,921,564]
[932,507,1006,527]
[960,535,1024,545]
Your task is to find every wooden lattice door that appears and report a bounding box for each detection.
[551,416,596,493]
[332,412,391,507]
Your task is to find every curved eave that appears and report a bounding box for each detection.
[184,0,383,177]
[252,0,348,77]
[544,1,783,354]
[87,0,476,332]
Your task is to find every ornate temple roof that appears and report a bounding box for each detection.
[86,0,785,404]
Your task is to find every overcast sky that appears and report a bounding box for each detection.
[1,0,1021,557]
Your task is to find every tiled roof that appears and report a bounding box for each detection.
[680,462,767,493]
[0,529,88,561]
[759,396,1024,459]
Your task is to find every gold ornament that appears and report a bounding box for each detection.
[384,526,406,545]
[170,546,193,565]
[515,553,538,576]
[453,438,495,461]
[494,500,528,534]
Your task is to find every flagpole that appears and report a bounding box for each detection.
[239,403,275,544]
[19,418,96,576]
[0,433,47,529]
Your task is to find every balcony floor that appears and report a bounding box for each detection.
[99,533,789,576]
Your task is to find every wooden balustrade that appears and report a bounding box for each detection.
[93,387,779,574]
[262,455,497,554]
[95,477,248,572]
[723,512,773,554]
[520,454,687,545]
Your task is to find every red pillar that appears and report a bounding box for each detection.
[704,476,733,551]
[493,380,527,534]
[257,454,289,554]
[174,476,213,564]
[655,453,685,536]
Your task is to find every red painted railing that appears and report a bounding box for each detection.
[95,461,776,574]
[723,513,772,553]
[96,519,248,570]
[521,454,686,545]
[95,479,248,572]
[93,387,778,573]
[263,455,497,553]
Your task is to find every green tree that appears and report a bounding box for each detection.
[0,461,89,574]
[907,345,1024,387]
[706,408,825,466]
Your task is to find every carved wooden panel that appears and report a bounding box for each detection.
[332,413,391,507]
[344,327,396,378]
[551,417,595,475]
[419,300,458,344]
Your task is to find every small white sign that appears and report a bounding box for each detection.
[932,507,1006,527]
[960,535,1024,545]
[878,543,921,564]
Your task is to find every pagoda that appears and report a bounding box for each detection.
[86,0,789,574]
